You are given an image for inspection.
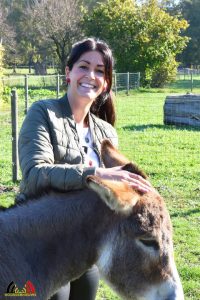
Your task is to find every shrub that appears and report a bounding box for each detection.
[83,0,189,87]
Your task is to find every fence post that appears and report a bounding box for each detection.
[191,71,193,92]
[138,72,140,89]
[56,74,60,98]
[127,72,130,95]
[11,89,19,182]
[25,74,28,114]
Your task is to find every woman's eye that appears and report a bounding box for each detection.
[79,65,87,70]
[96,69,104,74]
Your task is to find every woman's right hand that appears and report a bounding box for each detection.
[95,166,154,194]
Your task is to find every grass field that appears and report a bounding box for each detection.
[0,87,200,299]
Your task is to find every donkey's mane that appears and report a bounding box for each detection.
[0,188,68,212]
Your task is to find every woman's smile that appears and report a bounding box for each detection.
[79,83,96,88]
[79,82,97,90]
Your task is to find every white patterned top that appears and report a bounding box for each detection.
[76,124,100,167]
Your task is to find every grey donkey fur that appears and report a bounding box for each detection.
[0,140,184,300]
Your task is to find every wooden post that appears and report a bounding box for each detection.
[11,89,19,182]
[138,72,140,89]
[25,74,28,114]
[127,72,130,95]
[56,74,60,98]
[191,72,193,92]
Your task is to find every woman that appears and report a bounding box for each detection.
[18,38,152,300]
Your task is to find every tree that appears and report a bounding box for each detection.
[3,0,53,73]
[178,0,200,67]
[0,1,36,70]
[0,3,16,66]
[83,0,107,9]
[25,0,84,74]
[83,0,189,86]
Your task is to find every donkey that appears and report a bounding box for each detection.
[0,140,184,300]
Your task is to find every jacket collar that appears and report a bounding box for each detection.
[59,93,74,119]
[59,93,95,132]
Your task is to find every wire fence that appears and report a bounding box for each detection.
[175,69,200,92]
[0,72,140,182]
[177,68,200,76]
[0,72,140,114]
[0,72,200,184]
[1,74,63,110]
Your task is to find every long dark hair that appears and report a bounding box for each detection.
[67,38,116,126]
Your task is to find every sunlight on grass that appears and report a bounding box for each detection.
[0,87,200,299]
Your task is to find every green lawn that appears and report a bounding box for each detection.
[0,88,200,299]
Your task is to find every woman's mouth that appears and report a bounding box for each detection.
[79,83,97,89]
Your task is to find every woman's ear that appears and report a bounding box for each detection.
[103,80,108,91]
[65,66,70,76]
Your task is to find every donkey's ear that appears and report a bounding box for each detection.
[101,139,147,179]
[101,139,129,167]
[122,163,147,179]
[86,175,140,215]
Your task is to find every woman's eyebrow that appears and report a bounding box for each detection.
[79,60,104,67]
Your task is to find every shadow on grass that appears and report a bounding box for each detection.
[171,208,200,218]
[122,124,200,132]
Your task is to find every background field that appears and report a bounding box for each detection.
[0,86,200,299]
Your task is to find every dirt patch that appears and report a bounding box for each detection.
[0,185,19,194]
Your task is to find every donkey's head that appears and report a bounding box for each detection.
[87,140,184,300]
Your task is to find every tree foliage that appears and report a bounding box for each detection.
[0,2,16,64]
[83,0,189,86]
[0,1,35,68]
[83,0,107,9]
[25,0,84,74]
[0,0,190,83]
[0,0,85,74]
[178,0,200,67]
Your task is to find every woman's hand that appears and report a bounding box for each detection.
[95,166,154,194]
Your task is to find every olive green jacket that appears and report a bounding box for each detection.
[18,94,118,197]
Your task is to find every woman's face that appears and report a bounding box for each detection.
[66,50,107,103]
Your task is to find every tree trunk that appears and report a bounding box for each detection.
[33,62,47,75]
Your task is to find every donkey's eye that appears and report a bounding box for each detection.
[139,238,159,251]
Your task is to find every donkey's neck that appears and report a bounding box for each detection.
[2,189,115,298]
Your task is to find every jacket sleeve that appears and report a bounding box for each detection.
[18,101,95,197]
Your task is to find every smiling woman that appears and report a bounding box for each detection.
[17,37,153,300]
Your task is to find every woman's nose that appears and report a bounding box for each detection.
[88,70,95,79]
